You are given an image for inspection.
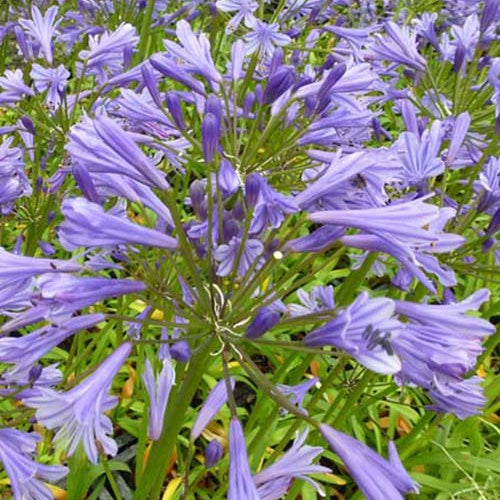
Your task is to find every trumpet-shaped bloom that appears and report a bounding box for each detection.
[245,20,291,58]
[0,314,104,375]
[254,430,329,499]
[163,21,221,84]
[0,69,34,105]
[304,292,402,374]
[309,196,440,245]
[79,23,139,82]
[32,273,146,317]
[320,424,419,500]
[30,64,70,108]
[214,237,263,277]
[191,378,235,439]
[428,375,486,419]
[0,137,31,206]
[216,0,258,31]
[0,247,81,282]
[0,428,68,500]
[66,114,169,190]
[366,21,427,72]
[59,197,177,250]
[18,6,60,64]
[228,417,260,500]
[25,342,132,464]
[142,358,175,440]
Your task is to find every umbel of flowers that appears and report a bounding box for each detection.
[0,0,498,499]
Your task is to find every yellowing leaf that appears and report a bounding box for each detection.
[152,309,164,320]
[162,477,182,500]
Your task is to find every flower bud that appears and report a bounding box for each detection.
[263,66,295,105]
[245,306,281,339]
[165,92,186,130]
[244,173,262,208]
[205,439,224,468]
[201,112,220,163]
[170,340,191,362]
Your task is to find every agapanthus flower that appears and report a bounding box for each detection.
[319,424,419,500]
[228,417,260,500]
[66,113,169,190]
[276,377,318,412]
[366,21,427,72]
[205,439,224,468]
[30,273,146,318]
[394,121,444,187]
[79,22,139,82]
[254,430,329,499]
[216,0,258,32]
[163,20,221,84]
[214,237,263,276]
[142,358,175,440]
[18,6,60,65]
[0,247,81,284]
[304,292,402,374]
[309,196,440,247]
[0,136,31,207]
[0,428,68,500]
[25,342,132,464]
[245,19,291,57]
[0,313,104,375]
[0,69,34,105]
[428,375,487,419]
[30,63,70,108]
[288,285,334,317]
[191,378,236,439]
[59,197,178,250]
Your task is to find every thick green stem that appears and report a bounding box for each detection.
[134,337,217,499]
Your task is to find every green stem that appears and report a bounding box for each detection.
[134,337,217,499]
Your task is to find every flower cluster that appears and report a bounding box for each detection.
[0,1,498,499]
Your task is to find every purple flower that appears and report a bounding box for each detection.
[0,137,31,205]
[428,375,486,419]
[170,340,191,362]
[309,197,440,245]
[0,69,34,105]
[66,114,169,190]
[0,314,104,375]
[0,428,68,500]
[319,424,419,500]
[228,417,260,500]
[394,122,444,186]
[218,159,241,197]
[262,66,295,104]
[394,289,494,338]
[288,285,334,317]
[79,23,139,82]
[191,378,235,439]
[254,430,329,499]
[276,377,318,413]
[163,20,221,84]
[59,197,177,250]
[142,358,175,440]
[245,20,291,58]
[18,6,60,65]
[250,175,297,233]
[216,0,258,32]
[214,237,263,277]
[0,247,81,283]
[25,342,132,464]
[201,112,220,163]
[205,439,224,468]
[245,306,281,339]
[32,274,146,318]
[304,292,402,374]
[366,21,427,72]
[30,64,70,108]
[446,112,471,167]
